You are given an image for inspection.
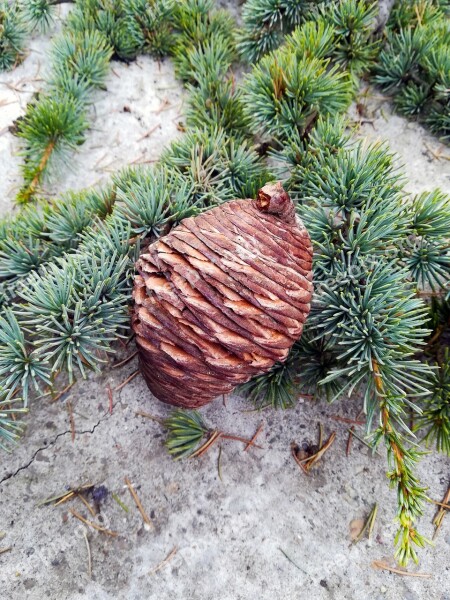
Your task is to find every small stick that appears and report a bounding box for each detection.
[220,433,263,449]
[67,400,75,442]
[135,411,165,425]
[124,477,153,528]
[137,125,158,142]
[38,483,93,506]
[244,422,264,452]
[112,351,138,369]
[190,430,222,458]
[348,428,381,456]
[346,427,354,457]
[114,370,139,392]
[372,560,432,578]
[352,504,378,544]
[69,509,118,537]
[112,493,129,513]
[0,547,12,555]
[432,485,450,539]
[318,422,324,450]
[217,445,223,482]
[149,546,177,575]
[303,433,336,472]
[429,499,450,510]
[278,547,308,574]
[330,416,366,426]
[54,491,75,507]
[83,529,92,579]
[77,494,96,518]
[107,386,113,415]
[49,382,74,404]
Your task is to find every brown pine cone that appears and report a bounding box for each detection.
[132,182,313,408]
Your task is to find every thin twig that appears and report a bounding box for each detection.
[372,560,432,578]
[49,382,74,404]
[432,485,450,540]
[82,529,92,579]
[0,547,12,555]
[112,493,129,513]
[149,546,177,575]
[278,547,308,574]
[67,400,75,442]
[190,430,222,458]
[244,422,264,452]
[346,427,354,457]
[352,504,378,544]
[114,370,139,392]
[217,445,223,482]
[54,491,75,507]
[330,415,366,425]
[77,494,96,518]
[112,351,138,369]
[107,386,113,415]
[135,411,165,425]
[125,477,153,528]
[69,509,118,537]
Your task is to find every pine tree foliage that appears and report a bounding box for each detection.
[20,0,57,32]
[374,0,450,142]
[0,0,27,71]
[237,0,324,63]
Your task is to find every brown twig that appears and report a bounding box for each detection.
[330,415,366,426]
[432,485,450,540]
[0,547,12,555]
[83,529,92,579]
[69,509,118,537]
[114,370,139,392]
[372,560,431,578]
[190,430,222,458]
[135,411,165,425]
[244,422,264,452]
[77,494,96,518]
[67,400,75,442]
[49,382,74,404]
[149,546,177,575]
[124,477,153,528]
[346,427,354,457]
[112,351,138,369]
[107,386,113,415]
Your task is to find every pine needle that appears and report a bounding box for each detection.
[114,370,139,392]
[69,509,118,537]
[149,546,177,575]
[352,504,378,544]
[82,529,92,579]
[124,476,153,529]
[432,485,450,540]
[372,560,432,578]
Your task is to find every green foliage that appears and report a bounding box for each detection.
[237,0,322,63]
[0,0,27,71]
[374,1,450,142]
[321,0,379,80]
[160,127,271,205]
[164,409,209,459]
[114,165,201,237]
[0,394,28,451]
[21,0,56,32]
[417,351,450,454]
[242,48,352,139]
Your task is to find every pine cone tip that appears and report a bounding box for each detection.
[254,181,295,224]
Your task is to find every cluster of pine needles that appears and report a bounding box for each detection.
[0,0,449,567]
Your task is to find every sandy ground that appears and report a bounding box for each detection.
[1,4,450,600]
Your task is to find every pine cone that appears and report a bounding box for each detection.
[132,182,313,408]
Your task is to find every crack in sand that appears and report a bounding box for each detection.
[0,417,106,486]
